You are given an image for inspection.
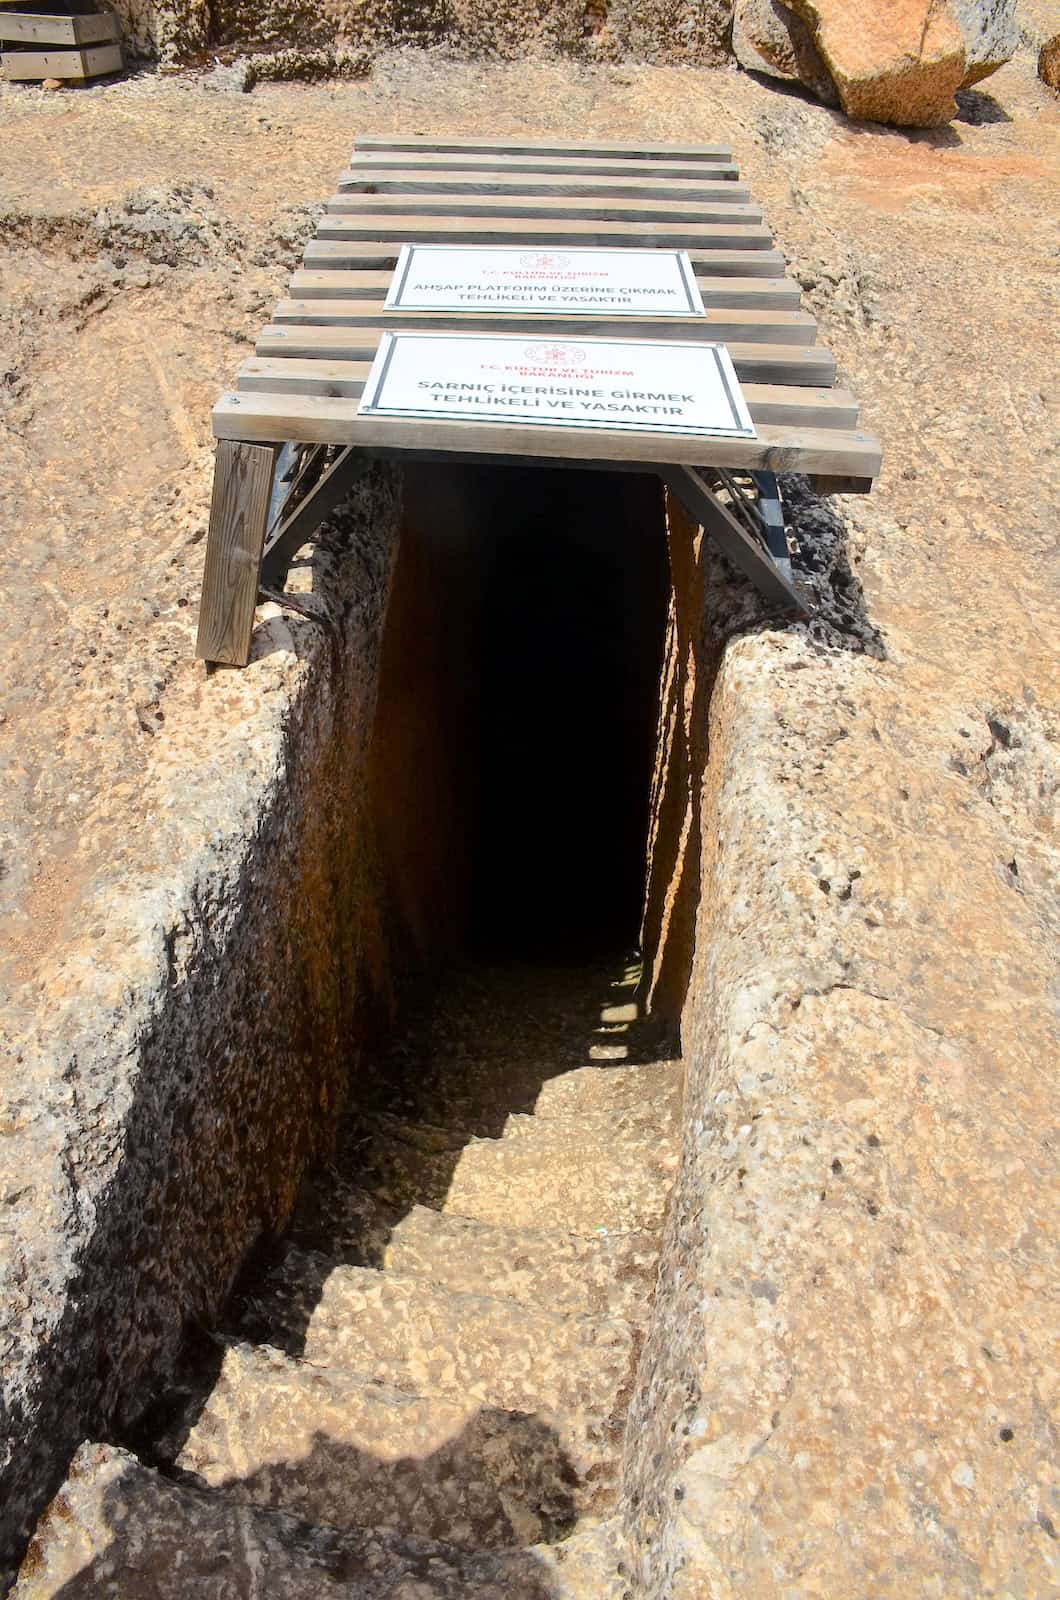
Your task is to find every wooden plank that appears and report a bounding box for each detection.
[195,440,275,666]
[343,155,742,181]
[237,357,860,430]
[271,299,820,348]
[336,169,753,202]
[315,216,775,250]
[289,268,804,310]
[0,11,118,44]
[354,135,734,162]
[255,325,836,386]
[1,40,121,77]
[812,474,875,495]
[324,193,764,225]
[212,390,881,482]
[303,239,788,277]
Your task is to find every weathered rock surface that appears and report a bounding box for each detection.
[787,0,968,124]
[951,0,1018,84]
[732,0,837,103]
[1040,31,1060,85]
[629,500,1060,1596]
[170,1340,582,1547]
[0,471,404,1583]
[234,1250,636,1457]
[351,1106,678,1231]
[290,1188,663,1323]
[734,0,1017,116]
[14,1443,622,1598]
[12,955,671,1595]
[111,0,736,64]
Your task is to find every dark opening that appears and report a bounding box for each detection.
[371,460,671,965]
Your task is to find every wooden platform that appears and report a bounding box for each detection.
[198,134,882,666]
[0,1,122,80]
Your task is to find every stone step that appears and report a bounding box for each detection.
[288,1174,398,1264]
[348,1105,677,1232]
[169,1340,586,1548]
[525,1056,682,1119]
[364,1055,683,1137]
[13,1442,622,1598]
[291,1191,661,1326]
[229,1252,636,1486]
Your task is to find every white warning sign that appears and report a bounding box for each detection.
[359,331,756,439]
[384,244,706,317]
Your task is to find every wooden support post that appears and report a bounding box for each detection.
[196,439,276,666]
[810,474,874,496]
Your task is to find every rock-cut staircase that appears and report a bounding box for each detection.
[15,960,682,1598]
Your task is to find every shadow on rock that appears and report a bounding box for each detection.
[955,87,1011,123]
[28,1433,565,1598]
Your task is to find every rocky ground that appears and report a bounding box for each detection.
[0,31,1055,1015]
[1,15,1058,1595]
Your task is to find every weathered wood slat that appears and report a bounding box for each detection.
[237,357,860,430]
[255,325,836,387]
[315,216,774,250]
[354,135,734,162]
[336,169,753,202]
[343,155,742,181]
[194,440,275,665]
[213,391,880,481]
[0,11,118,44]
[196,130,884,664]
[271,299,819,348]
[1,40,121,77]
[289,268,803,310]
[304,240,788,276]
[326,193,764,225]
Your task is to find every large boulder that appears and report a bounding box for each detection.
[731,0,837,104]
[786,0,967,125]
[951,0,1018,85]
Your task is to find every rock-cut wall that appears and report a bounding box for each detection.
[0,471,404,1586]
[109,0,1021,123]
[110,0,737,64]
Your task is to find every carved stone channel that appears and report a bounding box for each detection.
[6,458,879,1596]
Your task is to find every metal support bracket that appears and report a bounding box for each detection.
[662,464,809,615]
[260,444,371,587]
[750,470,796,589]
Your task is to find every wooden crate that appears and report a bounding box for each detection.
[0,4,121,80]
